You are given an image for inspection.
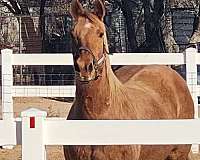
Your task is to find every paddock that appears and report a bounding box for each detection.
[0,47,200,160]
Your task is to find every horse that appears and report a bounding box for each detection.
[63,0,194,159]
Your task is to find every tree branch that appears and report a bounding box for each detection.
[18,0,30,15]
[0,0,16,14]
[8,0,22,14]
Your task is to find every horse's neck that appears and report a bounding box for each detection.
[75,56,123,118]
[75,56,121,97]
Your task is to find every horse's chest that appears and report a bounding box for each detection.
[82,96,111,117]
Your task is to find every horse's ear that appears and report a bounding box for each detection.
[70,0,84,20]
[94,0,105,21]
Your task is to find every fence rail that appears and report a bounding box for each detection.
[0,47,200,160]
[2,52,200,65]
[2,117,200,146]
[44,119,200,145]
[0,53,187,65]
[12,86,76,97]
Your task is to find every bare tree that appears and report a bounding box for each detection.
[190,3,200,44]
[169,0,198,8]
[0,0,47,85]
[0,0,46,53]
[142,0,166,52]
[118,0,138,52]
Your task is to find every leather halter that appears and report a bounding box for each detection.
[72,38,107,82]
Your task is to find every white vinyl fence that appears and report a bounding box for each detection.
[0,47,200,160]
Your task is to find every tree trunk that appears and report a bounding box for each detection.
[163,0,179,53]
[143,0,166,52]
[190,5,200,44]
[121,0,137,52]
[20,17,42,53]
[39,0,46,52]
[163,16,179,53]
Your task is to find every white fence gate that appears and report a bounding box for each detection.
[0,47,200,160]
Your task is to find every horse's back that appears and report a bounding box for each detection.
[115,65,194,160]
[115,65,194,118]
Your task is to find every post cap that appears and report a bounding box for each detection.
[1,49,13,54]
[185,47,198,53]
[21,108,47,117]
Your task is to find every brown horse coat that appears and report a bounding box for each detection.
[64,59,194,160]
[64,1,194,159]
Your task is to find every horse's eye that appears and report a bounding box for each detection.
[99,32,104,38]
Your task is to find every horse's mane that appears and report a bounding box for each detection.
[104,48,124,100]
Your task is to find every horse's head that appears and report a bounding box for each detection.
[70,0,108,82]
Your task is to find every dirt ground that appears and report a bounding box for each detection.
[0,97,200,160]
[0,97,72,160]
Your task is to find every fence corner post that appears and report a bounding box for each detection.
[185,47,198,118]
[21,108,47,160]
[1,49,13,121]
[1,49,14,149]
[185,47,199,153]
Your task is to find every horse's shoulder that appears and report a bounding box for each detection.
[115,65,178,84]
[114,65,146,83]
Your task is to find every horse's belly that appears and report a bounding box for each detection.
[64,145,141,160]
[139,145,191,160]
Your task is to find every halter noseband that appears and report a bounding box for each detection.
[73,41,107,82]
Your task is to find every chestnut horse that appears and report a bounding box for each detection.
[64,0,194,159]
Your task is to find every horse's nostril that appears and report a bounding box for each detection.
[84,63,93,72]
[84,65,88,72]
[83,63,93,72]
[88,63,93,72]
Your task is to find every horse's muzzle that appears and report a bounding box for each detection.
[75,70,99,82]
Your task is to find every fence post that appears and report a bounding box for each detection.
[1,49,14,149]
[185,47,199,153]
[1,49,13,120]
[21,108,47,160]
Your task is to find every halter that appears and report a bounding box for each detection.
[72,38,107,82]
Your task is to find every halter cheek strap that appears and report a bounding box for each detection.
[97,53,105,65]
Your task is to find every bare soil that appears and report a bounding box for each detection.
[0,97,72,160]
